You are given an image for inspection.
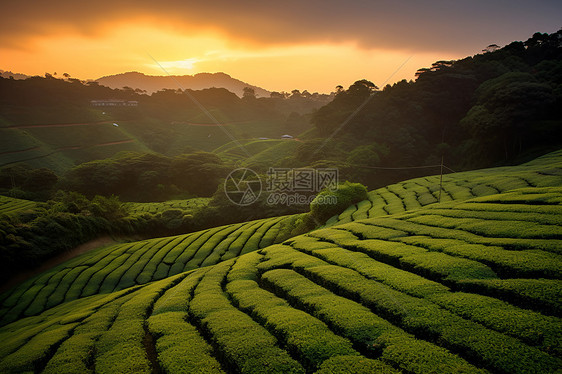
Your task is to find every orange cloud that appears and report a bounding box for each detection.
[1,1,560,92]
[2,1,561,52]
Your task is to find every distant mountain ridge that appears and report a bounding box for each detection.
[0,70,30,80]
[96,71,270,97]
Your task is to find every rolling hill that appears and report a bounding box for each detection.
[96,72,271,97]
[214,138,300,166]
[0,195,37,216]
[0,150,561,373]
[0,214,304,325]
[325,149,562,227]
[0,120,152,174]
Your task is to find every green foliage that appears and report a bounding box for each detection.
[148,312,224,373]
[261,268,481,374]
[62,151,227,201]
[459,278,562,316]
[296,264,561,373]
[310,181,368,222]
[0,191,134,284]
[0,195,37,215]
[0,164,58,200]
[1,150,562,374]
[190,261,304,373]
[312,80,377,135]
[315,356,398,374]
[227,276,357,371]
[0,322,77,373]
[0,213,304,321]
[460,72,556,159]
[308,30,562,174]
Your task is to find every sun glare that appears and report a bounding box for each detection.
[154,58,200,72]
[1,21,454,92]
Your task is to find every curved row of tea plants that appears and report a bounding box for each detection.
[325,149,562,226]
[1,187,561,373]
[0,214,303,325]
[0,195,37,216]
[1,152,561,373]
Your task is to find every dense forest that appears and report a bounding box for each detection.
[283,30,562,187]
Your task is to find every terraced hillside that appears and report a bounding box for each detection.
[214,138,300,167]
[1,151,561,373]
[0,195,37,216]
[326,150,562,226]
[0,122,150,173]
[0,214,303,325]
[1,186,561,373]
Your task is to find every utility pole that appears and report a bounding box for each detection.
[438,156,444,203]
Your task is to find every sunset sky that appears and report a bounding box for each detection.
[1,1,561,93]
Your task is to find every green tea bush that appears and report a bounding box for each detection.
[0,323,77,373]
[399,236,562,278]
[148,312,224,374]
[262,269,482,374]
[459,278,562,316]
[227,279,357,371]
[189,261,304,373]
[290,243,449,298]
[350,199,372,221]
[338,222,408,240]
[95,279,172,374]
[310,181,368,223]
[430,292,562,355]
[301,265,562,373]
[315,355,398,374]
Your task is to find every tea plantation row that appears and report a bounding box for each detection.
[0,195,37,216]
[0,214,302,325]
[326,150,562,226]
[1,151,561,373]
[1,187,560,373]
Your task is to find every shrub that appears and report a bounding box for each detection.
[189,261,304,373]
[262,269,482,374]
[148,312,223,373]
[299,264,561,374]
[310,181,368,223]
[315,355,398,374]
[226,279,357,371]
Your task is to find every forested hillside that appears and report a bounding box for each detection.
[279,30,562,190]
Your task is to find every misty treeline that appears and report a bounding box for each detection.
[0,72,330,126]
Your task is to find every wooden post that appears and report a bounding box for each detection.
[438,156,444,203]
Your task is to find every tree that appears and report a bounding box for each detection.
[483,44,500,53]
[347,79,378,98]
[289,89,303,99]
[460,72,555,158]
[23,168,58,193]
[242,86,256,100]
[346,145,381,166]
[415,68,430,79]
